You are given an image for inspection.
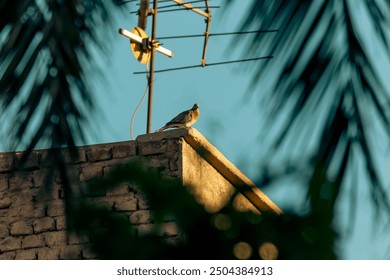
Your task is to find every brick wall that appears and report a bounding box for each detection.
[0,128,281,259]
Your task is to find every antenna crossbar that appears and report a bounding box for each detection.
[171,0,211,18]
[119,28,174,58]
[157,29,279,40]
[201,1,211,66]
[158,0,204,9]
[133,56,274,74]
[157,6,218,13]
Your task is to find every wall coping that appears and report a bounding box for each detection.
[137,128,283,215]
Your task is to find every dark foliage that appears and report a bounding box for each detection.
[69,160,336,259]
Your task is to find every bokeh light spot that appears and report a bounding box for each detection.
[212,213,232,231]
[49,67,58,77]
[233,242,252,260]
[258,242,279,260]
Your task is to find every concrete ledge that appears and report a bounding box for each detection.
[138,128,282,215]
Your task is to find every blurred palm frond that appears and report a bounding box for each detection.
[227,0,390,218]
[0,0,122,188]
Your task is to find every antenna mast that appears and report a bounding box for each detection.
[147,0,158,133]
[120,0,211,134]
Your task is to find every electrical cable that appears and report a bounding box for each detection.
[130,63,150,140]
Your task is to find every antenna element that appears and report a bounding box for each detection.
[118,0,275,134]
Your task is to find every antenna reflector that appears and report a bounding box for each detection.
[130,27,151,64]
[119,28,174,61]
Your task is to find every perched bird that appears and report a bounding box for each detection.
[156,104,200,132]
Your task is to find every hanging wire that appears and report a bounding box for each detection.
[116,0,138,5]
[157,6,219,13]
[133,56,274,74]
[131,0,216,14]
[130,5,218,14]
[157,29,279,40]
[130,63,150,140]
[152,0,207,4]
[137,0,205,8]
[157,0,206,9]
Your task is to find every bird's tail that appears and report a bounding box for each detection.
[155,126,167,133]
[155,124,187,133]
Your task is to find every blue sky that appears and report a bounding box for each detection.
[1,0,389,259]
[90,1,271,176]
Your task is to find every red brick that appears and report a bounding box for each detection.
[147,156,169,170]
[129,210,152,224]
[10,220,33,236]
[55,216,67,230]
[32,169,48,187]
[106,184,132,196]
[37,247,60,260]
[0,251,16,260]
[0,153,14,172]
[112,142,136,158]
[169,158,179,171]
[138,141,166,155]
[82,197,114,209]
[68,233,89,245]
[80,165,103,181]
[47,200,65,217]
[161,222,179,237]
[82,246,97,259]
[8,172,33,192]
[137,224,156,236]
[0,223,9,238]
[33,217,55,233]
[80,182,106,197]
[15,151,39,169]
[136,193,149,210]
[62,149,86,164]
[18,204,46,218]
[15,249,38,260]
[44,231,67,247]
[0,209,8,218]
[86,147,112,162]
[7,204,21,217]
[114,198,138,212]
[33,185,62,202]
[57,167,80,184]
[22,234,45,249]
[0,236,22,252]
[60,245,82,260]
[11,192,34,206]
[0,196,11,209]
[0,174,8,192]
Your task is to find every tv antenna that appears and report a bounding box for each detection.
[118,0,276,134]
